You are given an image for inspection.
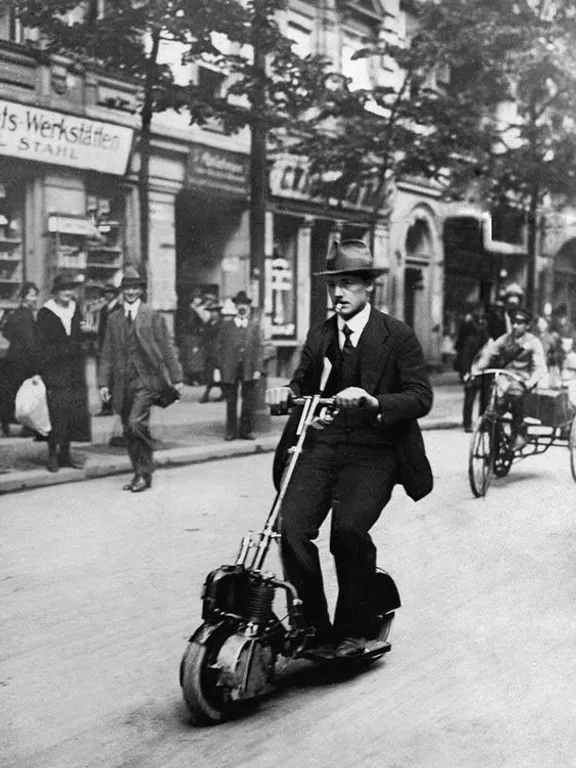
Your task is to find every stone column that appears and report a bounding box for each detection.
[372,222,390,312]
[148,191,177,333]
[296,216,314,342]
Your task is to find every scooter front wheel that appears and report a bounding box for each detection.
[180,624,235,726]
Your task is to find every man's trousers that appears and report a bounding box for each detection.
[224,377,255,437]
[280,441,397,641]
[120,386,156,477]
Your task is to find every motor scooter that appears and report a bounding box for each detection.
[179,383,401,726]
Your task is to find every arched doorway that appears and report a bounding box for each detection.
[404,218,432,345]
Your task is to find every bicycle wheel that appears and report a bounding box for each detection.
[569,416,576,483]
[493,420,514,478]
[468,415,496,497]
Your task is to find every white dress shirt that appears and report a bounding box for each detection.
[235,316,249,329]
[124,298,141,321]
[337,303,371,350]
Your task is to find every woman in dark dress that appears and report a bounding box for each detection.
[0,282,39,435]
[35,273,91,472]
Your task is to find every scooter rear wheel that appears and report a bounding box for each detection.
[180,624,235,726]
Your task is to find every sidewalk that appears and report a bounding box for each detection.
[0,371,463,494]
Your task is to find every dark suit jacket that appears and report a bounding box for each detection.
[98,304,183,412]
[217,313,264,383]
[275,308,434,501]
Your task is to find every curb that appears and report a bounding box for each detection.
[0,420,460,496]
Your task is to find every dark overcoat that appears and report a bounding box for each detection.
[1,306,38,424]
[36,304,91,443]
[274,308,434,501]
[98,304,183,413]
[217,314,264,383]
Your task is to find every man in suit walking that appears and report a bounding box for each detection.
[268,240,433,659]
[98,264,183,492]
[215,290,264,441]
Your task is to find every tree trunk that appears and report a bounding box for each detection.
[526,181,540,314]
[250,1,267,310]
[138,23,162,270]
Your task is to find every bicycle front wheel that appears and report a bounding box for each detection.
[469,415,496,497]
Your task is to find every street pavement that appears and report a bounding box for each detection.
[2,432,576,768]
[0,371,464,494]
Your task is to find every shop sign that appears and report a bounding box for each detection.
[48,215,100,237]
[269,156,381,211]
[0,99,134,175]
[187,145,249,195]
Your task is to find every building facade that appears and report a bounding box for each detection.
[3,0,571,372]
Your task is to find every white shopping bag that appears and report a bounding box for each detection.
[15,377,52,436]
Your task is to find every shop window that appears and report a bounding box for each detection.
[0,180,25,325]
[267,220,297,339]
[0,7,22,41]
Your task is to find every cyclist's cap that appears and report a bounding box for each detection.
[508,307,532,324]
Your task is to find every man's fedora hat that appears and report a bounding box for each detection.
[232,290,252,305]
[314,239,387,276]
[121,263,147,287]
[508,307,532,324]
[52,272,80,292]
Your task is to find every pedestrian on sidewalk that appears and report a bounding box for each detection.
[268,239,433,660]
[35,274,92,472]
[454,307,490,432]
[96,282,122,417]
[216,290,264,441]
[98,264,183,493]
[0,281,39,436]
[199,303,224,403]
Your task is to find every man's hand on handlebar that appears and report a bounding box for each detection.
[266,386,293,415]
[334,387,379,411]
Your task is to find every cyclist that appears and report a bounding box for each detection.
[476,307,547,450]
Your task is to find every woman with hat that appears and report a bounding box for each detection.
[267,239,433,660]
[35,273,91,472]
[476,306,547,450]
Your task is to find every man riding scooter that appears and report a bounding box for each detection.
[476,306,547,450]
[268,240,433,660]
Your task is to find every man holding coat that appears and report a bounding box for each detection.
[98,264,183,492]
[268,240,433,660]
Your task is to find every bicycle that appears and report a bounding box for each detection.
[468,368,576,497]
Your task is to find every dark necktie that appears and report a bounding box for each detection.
[127,310,133,325]
[342,324,353,353]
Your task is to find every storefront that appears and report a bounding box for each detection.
[175,143,250,339]
[268,154,384,375]
[0,97,134,348]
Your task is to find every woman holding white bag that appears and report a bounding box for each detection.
[35,273,92,472]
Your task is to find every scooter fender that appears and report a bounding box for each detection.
[216,633,276,702]
[375,569,401,615]
[188,621,227,647]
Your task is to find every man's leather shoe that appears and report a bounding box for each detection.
[131,474,152,493]
[239,433,255,441]
[334,637,366,658]
[225,433,237,441]
[58,453,84,470]
[122,476,138,491]
[512,433,528,451]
